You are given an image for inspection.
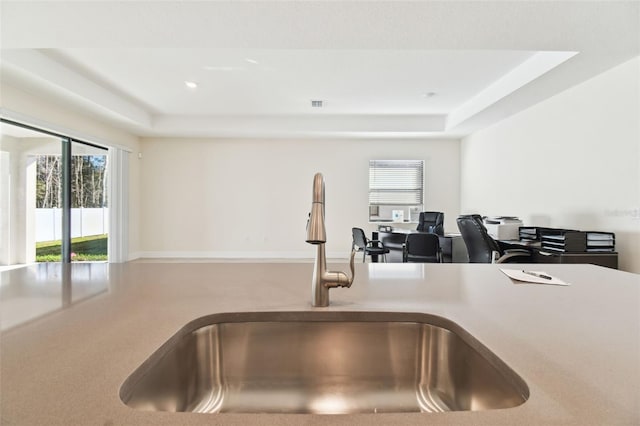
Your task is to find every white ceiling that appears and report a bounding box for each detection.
[53,48,538,115]
[1,1,638,139]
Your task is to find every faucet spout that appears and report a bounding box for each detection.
[306,173,326,244]
[305,173,355,307]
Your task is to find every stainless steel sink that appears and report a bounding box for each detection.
[120,311,528,414]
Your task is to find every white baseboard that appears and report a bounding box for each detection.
[127,251,144,261]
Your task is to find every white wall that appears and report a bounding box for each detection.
[461,56,640,273]
[138,138,460,259]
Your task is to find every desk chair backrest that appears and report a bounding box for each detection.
[456,215,501,263]
[403,233,442,263]
[416,211,444,236]
[352,227,368,251]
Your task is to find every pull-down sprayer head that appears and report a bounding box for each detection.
[306,173,326,244]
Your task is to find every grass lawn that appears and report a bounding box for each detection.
[36,234,108,262]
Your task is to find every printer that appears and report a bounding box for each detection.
[483,216,523,240]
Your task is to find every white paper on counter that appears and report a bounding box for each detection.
[500,269,570,286]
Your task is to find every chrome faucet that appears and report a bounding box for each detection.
[306,173,355,307]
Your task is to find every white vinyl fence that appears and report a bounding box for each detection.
[35,208,108,242]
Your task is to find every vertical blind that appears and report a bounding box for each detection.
[368,160,424,205]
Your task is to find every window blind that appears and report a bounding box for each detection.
[368,160,424,205]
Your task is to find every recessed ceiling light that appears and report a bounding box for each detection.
[422,92,437,98]
[245,58,259,65]
[184,81,198,89]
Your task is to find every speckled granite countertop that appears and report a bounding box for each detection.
[1,262,638,425]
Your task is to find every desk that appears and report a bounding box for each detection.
[373,230,468,263]
[533,250,618,269]
[499,240,618,269]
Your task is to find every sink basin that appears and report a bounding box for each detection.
[120,311,528,414]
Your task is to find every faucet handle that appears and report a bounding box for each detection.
[325,248,356,290]
[344,248,356,288]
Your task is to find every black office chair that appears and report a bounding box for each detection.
[403,233,442,263]
[416,211,444,236]
[352,227,390,263]
[456,215,530,263]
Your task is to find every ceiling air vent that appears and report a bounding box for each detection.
[311,100,323,108]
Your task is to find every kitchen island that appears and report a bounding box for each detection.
[1,262,638,425]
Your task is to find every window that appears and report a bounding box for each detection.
[368,159,424,222]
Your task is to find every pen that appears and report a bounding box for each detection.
[522,270,553,280]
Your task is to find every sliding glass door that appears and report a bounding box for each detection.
[1,122,62,264]
[0,120,109,265]
[69,141,109,262]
